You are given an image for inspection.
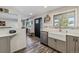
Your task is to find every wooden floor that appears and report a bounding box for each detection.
[18,36,58,53]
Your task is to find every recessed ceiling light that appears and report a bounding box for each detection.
[44,6,48,8]
[29,13,32,15]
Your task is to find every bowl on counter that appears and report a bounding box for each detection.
[9,30,16,34]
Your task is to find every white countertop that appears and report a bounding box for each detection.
[0,33,16,38]
[48,32,66,41]
[41,29,79,41]
[67,33,79,37]
[48,32,79,41]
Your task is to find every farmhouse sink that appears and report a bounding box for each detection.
[48,32,66,41]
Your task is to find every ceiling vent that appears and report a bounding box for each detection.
[0,8,9,13]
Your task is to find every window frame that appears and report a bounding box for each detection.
[53,8,77,29]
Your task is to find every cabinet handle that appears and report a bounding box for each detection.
[54,39,56,42]
[73,38,78,42]
[76,39,78,42]
[73,39,75,41]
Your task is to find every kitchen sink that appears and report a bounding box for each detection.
[48,32,66,41]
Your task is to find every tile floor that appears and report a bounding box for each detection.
[18,36,58,53]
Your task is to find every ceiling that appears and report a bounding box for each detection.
[0,6,62,19]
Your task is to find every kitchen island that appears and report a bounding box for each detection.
[0,33,16,53]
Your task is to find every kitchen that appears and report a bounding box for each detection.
[30,6,79,53]
[0,6,79,53]
[0,7,26,53]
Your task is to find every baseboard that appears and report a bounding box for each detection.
[40,42,61,53]
[13,47,26,53]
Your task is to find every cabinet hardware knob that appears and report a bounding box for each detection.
[73,39,75,41]
[76,39,78,42]
[54,39,56,42]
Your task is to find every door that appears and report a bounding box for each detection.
[34,17,42,38]
[56,40,66,53]
[48,37,56,49]
[75,37,79,53]
[10,19,26,52]
[66,35,75,53]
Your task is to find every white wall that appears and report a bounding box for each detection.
[0,7,18,52]
[10,15,26,52]
[0,19,17,35]
[0,7,26,52]
[0,19,17,28]
[33,6,79,33]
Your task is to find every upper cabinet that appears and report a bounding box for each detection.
[53,9,76,29]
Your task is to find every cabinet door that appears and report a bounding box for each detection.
[56,40,66,53]
[48,37,56,49]
[75,37,79,53]
[0,37,10,53]
[66,35,75,53]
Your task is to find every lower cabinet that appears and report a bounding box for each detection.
[56,40,66,53]
[75,38,79,53]
[66,35,79,53]
[48,37,56,49]
[48,37,66,53]
[48,35,79,53]
[0,37,10,53]
[66,35,75,53]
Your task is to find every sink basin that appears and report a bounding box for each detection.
[48,32,66,41]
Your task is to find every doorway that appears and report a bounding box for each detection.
[34,17,42,38]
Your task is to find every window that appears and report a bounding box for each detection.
[26,19,33,29]
[53,11,75,28]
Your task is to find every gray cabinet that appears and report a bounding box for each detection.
[48,37,66,52]
[66,35,79,53]
[56,40,66,53]
[66,35,75,53]
[48,37,56,49]
[48,35,79,53]
[75,38,79,53]
[40,31,48,45]
[0,37,10,53]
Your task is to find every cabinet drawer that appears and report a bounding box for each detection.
[56,40,66,53]
[48,37,56,49]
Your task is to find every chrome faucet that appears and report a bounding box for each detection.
[59,28,62,32]
[59,26,62,32]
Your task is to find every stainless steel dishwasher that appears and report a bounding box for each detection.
[40,31,48,45]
